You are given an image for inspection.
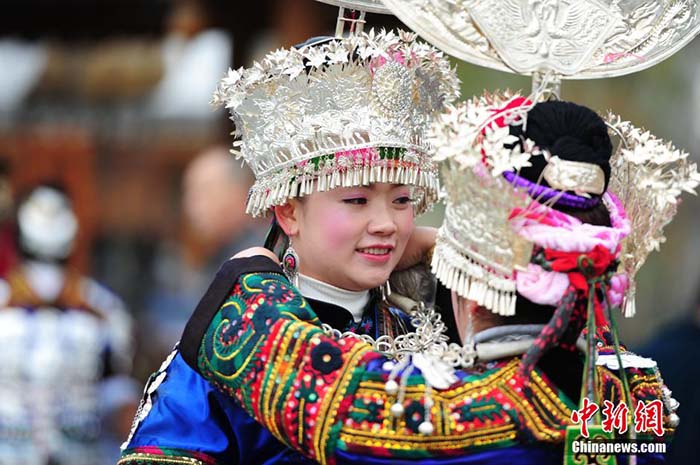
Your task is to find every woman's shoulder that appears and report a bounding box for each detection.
[179,256,286,370]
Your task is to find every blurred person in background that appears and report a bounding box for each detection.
[0,183,137,465]
[182,146,263,271]
[638,292,700,465]
[0,160,17,277]
[141,145,264,366]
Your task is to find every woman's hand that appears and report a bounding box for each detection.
[231,246,279,263]
[395,226,437,271]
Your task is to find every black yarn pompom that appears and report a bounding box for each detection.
[510,101,612,192]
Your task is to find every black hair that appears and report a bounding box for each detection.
[498,102,618,402]
[263,217,289,260]
[511,100,613,192]
[505,101,614,321]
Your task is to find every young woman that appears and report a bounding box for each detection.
[157,92,692,465]
[118,30,458,465]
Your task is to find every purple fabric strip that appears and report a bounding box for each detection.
[502,170,601,209]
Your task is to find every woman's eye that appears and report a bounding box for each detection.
[343,198,367,205]
[394,196,413,205]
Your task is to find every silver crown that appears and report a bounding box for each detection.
[430,92,535,316]
[212,29,460,217]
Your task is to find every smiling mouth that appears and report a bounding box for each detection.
[357,247,392,255]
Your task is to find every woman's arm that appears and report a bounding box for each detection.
[179,255,668,465]
[395,226,437,271]
[178,256,573,464]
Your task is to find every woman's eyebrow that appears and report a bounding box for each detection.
[342,186,371,193]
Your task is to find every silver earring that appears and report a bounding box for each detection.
[282,244,299,287]
[380,280,392,302]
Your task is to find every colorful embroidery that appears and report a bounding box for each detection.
[196,271,672,464]
[118,447,219,465]
[197,272,376,464]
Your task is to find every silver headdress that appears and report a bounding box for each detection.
[381,0,700,82]
[377,0,700,316]
[212,29,460,218]
[429,91,700,317]
[429,92,536,316]
[607,115,700,316]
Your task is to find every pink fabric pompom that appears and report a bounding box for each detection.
[516,264,570,306]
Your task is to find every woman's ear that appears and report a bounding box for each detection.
[273,201,300,237]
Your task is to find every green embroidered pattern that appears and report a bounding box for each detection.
[119,447,219,465]
[192,270,672,464]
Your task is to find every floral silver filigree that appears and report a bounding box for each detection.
[381,0,700,80]
[428,92,537,316]
[426,90,700,319]
[212,29,460,217]
[607,113,700,316]
[322,301,450,360]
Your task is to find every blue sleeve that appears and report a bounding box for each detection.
[120,350,312,465]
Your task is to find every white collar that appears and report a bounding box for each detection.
[297,273,369,323]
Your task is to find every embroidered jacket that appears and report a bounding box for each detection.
[160,256,672,465]
[119,258,413,465]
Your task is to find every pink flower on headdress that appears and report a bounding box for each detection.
[391,50,407,65]
[607,273,629,309]
[515,263,570,306]
[335,147,380,164]
[369,50,409,74]
[370,55,387,71]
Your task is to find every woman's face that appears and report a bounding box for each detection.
[285,183,415,291]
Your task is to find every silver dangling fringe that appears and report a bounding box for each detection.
[383,355,438,435]
[431,244,517,316]
[623,286,636,318]
[419,383,435,435]
[245,160,439,218]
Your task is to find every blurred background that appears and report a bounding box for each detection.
[0,0,344,380]
[0,0,697,421]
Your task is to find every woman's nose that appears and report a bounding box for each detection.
[367,203,398,236]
